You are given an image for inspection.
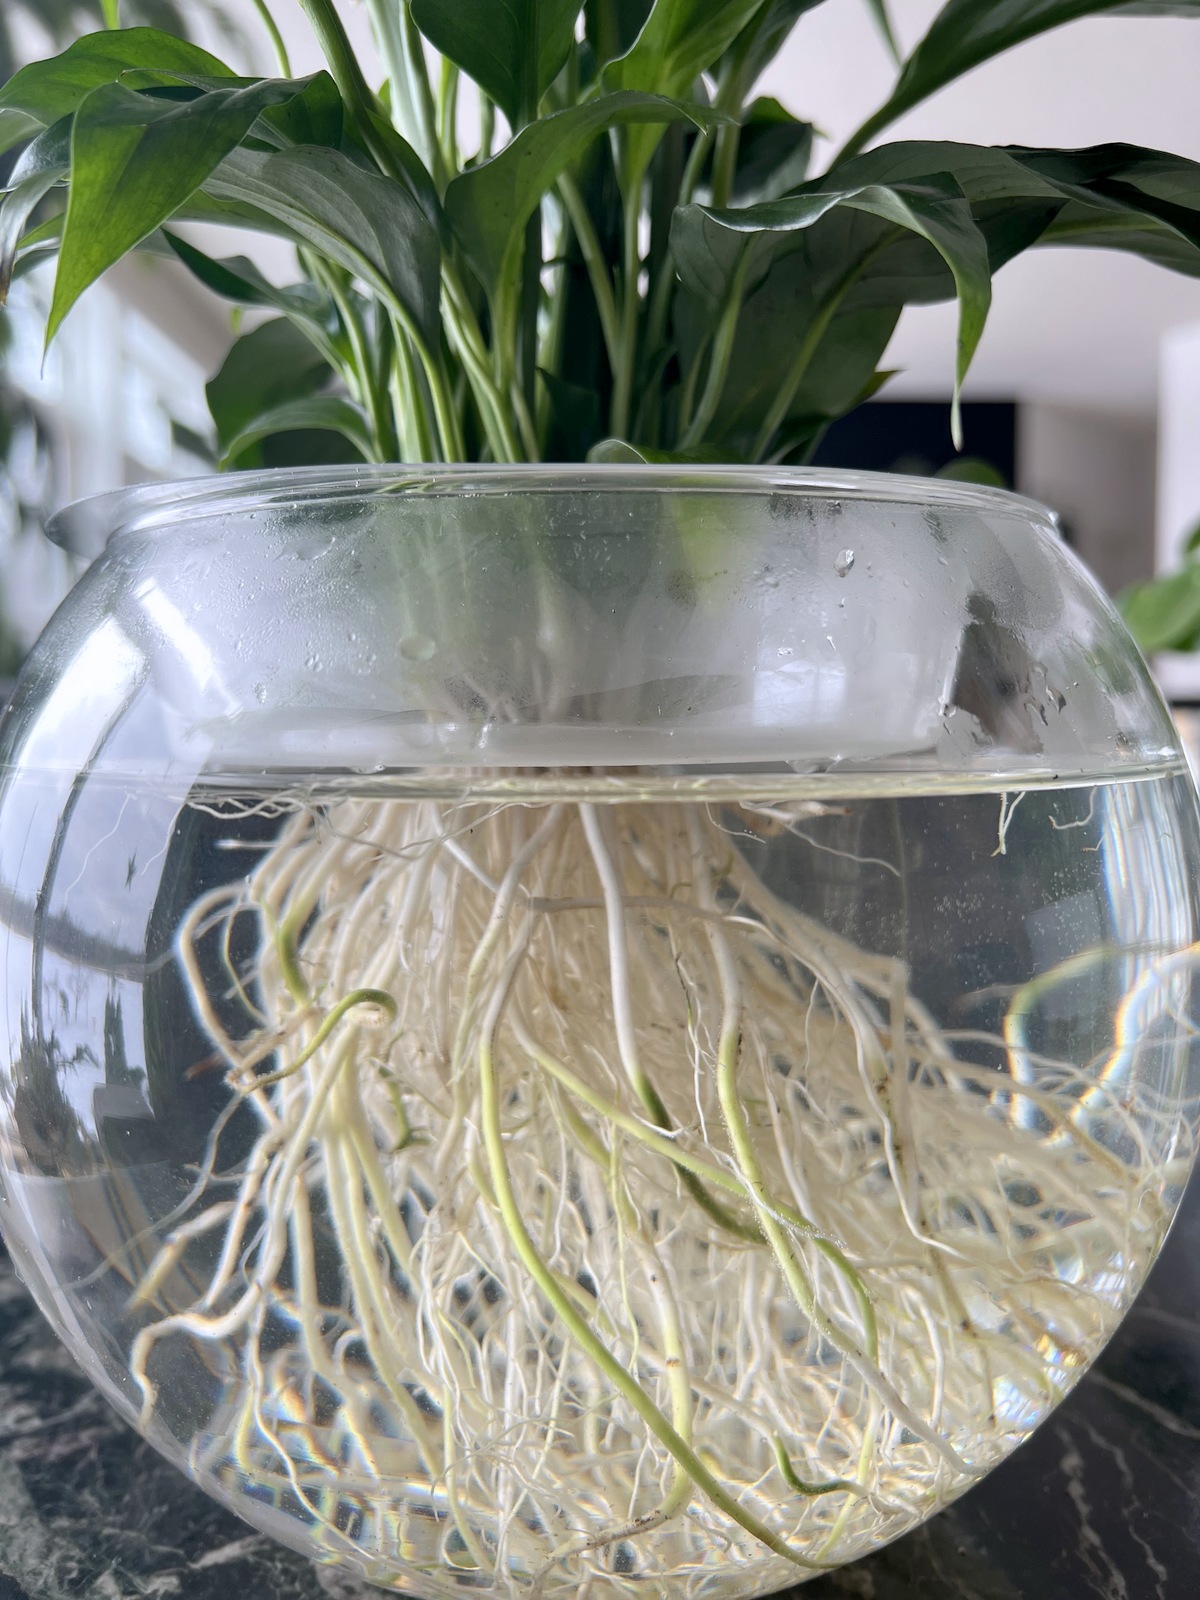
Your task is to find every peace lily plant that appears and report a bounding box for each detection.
[4,2,1200,1597]
[8,0,1200,469]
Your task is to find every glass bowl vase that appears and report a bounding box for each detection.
[0,465,1196,1597]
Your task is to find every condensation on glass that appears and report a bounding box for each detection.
[0,466,1196,1598]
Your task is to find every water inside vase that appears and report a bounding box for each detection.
[0,765,1197,1596]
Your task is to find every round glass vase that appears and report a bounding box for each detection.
[0,465,1196,1598]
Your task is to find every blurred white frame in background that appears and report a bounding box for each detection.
[0,256,227,654]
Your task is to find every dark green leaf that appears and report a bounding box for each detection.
[206,317,331,453]
[163,231,346,367]
[863,0,901,63]
[841,1,1200,161]
[606,0,772,97]
[0,26,233,153]
[585,0,655,67]
[833,139,1200,278]
[410,0,580,126]
[218,395,374,468]
[540,368,602,460]
[672,191,971,454]
[447,91,718,289]
[363,110,445,236]
[1121,563,1200,654]
[675,179,991,414]
[731,98,814,205]
[721,0,826,91]
[203,144,442,350]
[49,75,325,341]
[251,70,343,149]
[605,0,771,181]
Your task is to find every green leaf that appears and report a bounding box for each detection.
[863,0,901,63]
[840,1,1200,161]
[935,455,1007,487]
[251,69,343,149]
[731,98,814,206]
[0,118,71,300]
[584,0,656,67]
[605,0,771,181]
[540,368,602,460]
[447,90,718,290]
[203,144,442,350]
[218,395,374,468]
[410,0,580,126]
[833,139,1200,278]
[0,26,233,153]
[206,317,331,453]
[678,177,991,444]
[48,75,325,342]
[606,0,772,97]
[1121,564,1200,654]
[587,437,729,461]
[162,231,346,367]
[671,184,984,457]
[721,0,826,91]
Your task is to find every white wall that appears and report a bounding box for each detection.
[1017,403,1156,594]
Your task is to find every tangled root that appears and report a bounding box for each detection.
[125,790,1191,1598]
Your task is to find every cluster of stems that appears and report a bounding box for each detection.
[244,0,857,467]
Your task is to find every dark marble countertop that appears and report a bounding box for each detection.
[0,1172,1198,1600]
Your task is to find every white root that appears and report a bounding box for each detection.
[122,788,1190,1600]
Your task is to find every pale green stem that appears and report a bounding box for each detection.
[250,0,292,75]
[710,121,741,209]
[609,186,643,439]
[442,263,523,461]
[391,319,436,459]
[323,274,394,461]
[438,57,461,179]
[680,248,750,449]
[557,174,621,371]
[751,232,898,462]
[476,944,827,1574]
[297,0,399,182]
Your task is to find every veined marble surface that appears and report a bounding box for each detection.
[0,1172,1197,1600]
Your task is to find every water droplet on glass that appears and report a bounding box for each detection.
[834,548,855,577]
[400,634,437,662]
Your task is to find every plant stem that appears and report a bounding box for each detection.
[557,173,620,370]
[609,185,642,440]
[438,56,460,179]
[751,232,898,461]
[250,0,292,73]
[322,270,396,461]
[442,264,523,461]
[476,936,826,1575]
[297,0,396,176]
[679,247,749,449]
[520,208,542,421]
[710,121,740,209]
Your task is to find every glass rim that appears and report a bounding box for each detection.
[47,462,1061,556]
